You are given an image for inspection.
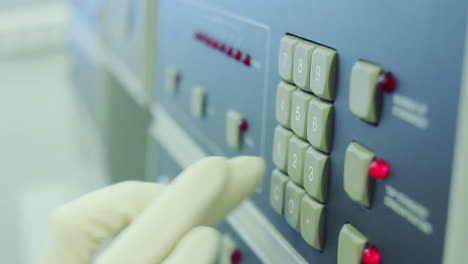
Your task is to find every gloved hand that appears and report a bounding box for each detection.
[42,156,265,264]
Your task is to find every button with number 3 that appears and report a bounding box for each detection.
[303,146,330,203]
[310,46,337,101]
[293,42,317,89]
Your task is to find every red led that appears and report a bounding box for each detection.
[239,119,249,132]
[378,72,397,93]
[369,159,390,179]
[243,54,252,66]
[234,50,243,60]
[362,247,382,264]
[231,249,243,263]
[226,47,234,56]
[218,43,226,52]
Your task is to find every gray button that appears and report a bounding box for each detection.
[310,46,337,101]
[307,97,334,153]
[284,181,306,230]
[165,65,179,94]
[349,61,383,123]
[293,42,317,90]
[270,169,289,215]
[344,142,375,207]
[191,85,206,118]
[287,136,309,185]
[303,147,330,203]
[272,126,294,172]
[290,90,313,139]
[337,224,368,264]
[300,195,326,250]
[278,35,299,82]
[225,110,244,149]
[276,81,296,128]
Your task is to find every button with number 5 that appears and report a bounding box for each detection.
[290,90,313,138]
[310,46,337,101]
[293,42,317,89]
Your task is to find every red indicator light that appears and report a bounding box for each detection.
[378,72,397,93]
[362,247,382,264]
[243,54,251,66]
[231,249,243,263]
[219,43,226,52]
[239,119,249,132]
[234,50,243,60]
[369,159,390,179]
[227,47,234,56]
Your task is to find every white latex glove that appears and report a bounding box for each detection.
[42,156,265,264]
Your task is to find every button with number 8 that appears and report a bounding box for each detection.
[293,42,317,89]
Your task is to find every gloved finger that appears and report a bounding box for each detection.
[96,156,265,264]
[162,226,220,264]
[95,156,228,264]
[42,181,166,264]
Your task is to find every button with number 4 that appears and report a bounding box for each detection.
[310,46,337,101]
[276,81,296,128]
[303,147,330,203]
[293,42,317,89]
[290,90,313,139]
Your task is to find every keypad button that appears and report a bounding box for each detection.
[310,46,337,101]
[191,85,206,118]
[278,35,299,82]
[270,169,289,215]
[344,142,375,207]
[307,97,334,153]
[337,224,368,264]
[284,181,306,230]
[225,110,244,149]
[165,65,179,94]
[303,147,330,203]
[293,42,317,89]
[276,81,296,128]
[349,61,383,123]
[300,195,326,251]
[287,136,309,185]
[272,126,294,171]
[290,90,313,139]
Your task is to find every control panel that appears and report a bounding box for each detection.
[153,0,467,263]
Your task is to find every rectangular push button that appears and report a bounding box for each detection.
[165,65,179,94]
[225,110,243,149]
[300,195,326,251]
[338,224,368,264]
[272,126,294,171]
[270,169,289,215]
[276,81,296,128]
[344,142,375,207]
[191,85,206,118]
[310,46,337,101]
[278,35,299,82]
[307,97,334,153]
[287,136,309,185]
[293,42,317,89]
[349,61,383,123]
[284,181,306,230]
[290,90,313,139]
[303,147,330,203]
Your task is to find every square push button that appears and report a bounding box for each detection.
[349,61,383,124]
[225,110,244,149]
[310,46,337,101]
[270,169,289,215]
[278,35,299,82]
[344,142,375,207]
[337,224,368,264]
[272,126,294,172]
[284,181,306,230]
[290,90,313,139]
[293,42,317,89]
[300,195,326,251]
[303,147,330,203]
[191,85,206,118]
[307,97,334,153]
[287,136,309,185]
[276,81,296,128]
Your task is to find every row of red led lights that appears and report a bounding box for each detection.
[194,32,252,67]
